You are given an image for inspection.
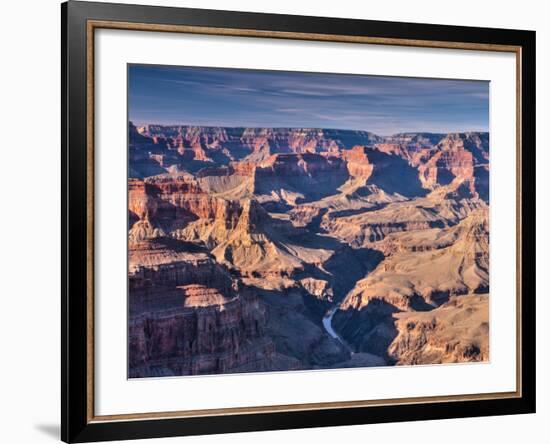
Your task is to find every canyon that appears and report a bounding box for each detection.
[128,123,489,377]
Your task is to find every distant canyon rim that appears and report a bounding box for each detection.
[127,123,489,378]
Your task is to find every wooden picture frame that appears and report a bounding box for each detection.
[62,1,536,442]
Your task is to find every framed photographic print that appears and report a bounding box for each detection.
[61,1,536,442]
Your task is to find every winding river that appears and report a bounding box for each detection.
[322,308,353,354]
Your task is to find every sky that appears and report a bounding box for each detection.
[128,64,489,136]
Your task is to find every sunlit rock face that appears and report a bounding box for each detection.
[128,123,490,377]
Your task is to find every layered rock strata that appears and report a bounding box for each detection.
[128,123,490,376]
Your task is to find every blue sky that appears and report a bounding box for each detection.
[128,64,489,135]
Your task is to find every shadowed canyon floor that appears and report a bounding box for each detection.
[128,124,489,378]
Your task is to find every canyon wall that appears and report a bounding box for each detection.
[128,123,490,376]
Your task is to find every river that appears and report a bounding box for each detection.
[322,308,353,354]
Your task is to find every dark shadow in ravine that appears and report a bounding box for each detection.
[332,299,400,361]
[474,165,489,203]
[260,210,385,302]
[368,150,427,198]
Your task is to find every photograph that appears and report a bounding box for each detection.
[127,64,490,378]
[0,0,542,442]
[54,1,537,442]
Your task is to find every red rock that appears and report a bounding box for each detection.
[342,146,374,179]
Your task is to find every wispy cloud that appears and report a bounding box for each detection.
[128,64,489,135]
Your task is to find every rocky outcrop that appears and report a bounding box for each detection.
[130,123,488,201]
[388,294,489,364]
[209,199,306,277]
[128,123,491,376]
[196,161,257,178]
[342,146,374,179]
[129,287,274,377]
[418,146,474,189]
[288,205,325,228]
[129,238,234,292]
[137,125,382,167]
[132,124,488,188]
[413,133,489,200]
[338,208,488,311]
[257,152,344,177]
[332,208,489,359]
[300,278,334,302]
[128,175,250,243]
[321,192,486,247]
[128,238,275,377]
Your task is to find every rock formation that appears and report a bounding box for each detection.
[128,122,490,377]
[128,238,275,377]
[332,208,489,359]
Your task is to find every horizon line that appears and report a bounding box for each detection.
[130,121,489,137]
